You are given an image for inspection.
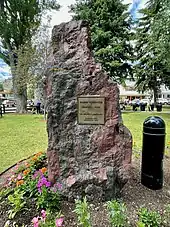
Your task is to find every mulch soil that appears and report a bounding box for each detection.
[0,154,170,227]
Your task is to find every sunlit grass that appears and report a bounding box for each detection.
[0,114,47,173]
[122,112,170,152]
[0,112,169,173]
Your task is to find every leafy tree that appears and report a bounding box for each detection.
[135,0,170,104]
[14,17,52,117]
[151,0,170,72]
[0,0,60,113]
[70,0,134,82]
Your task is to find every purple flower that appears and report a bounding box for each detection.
[38,188,42,193]
[45,181,51,187]
[33,171,43,179]
[37,176,51,192]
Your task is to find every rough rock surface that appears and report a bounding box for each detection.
[45,20,132,201]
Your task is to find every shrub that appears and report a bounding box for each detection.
[74,197,92,227]
[137,207,162,227]
[106,200,128,227]
[7,189,26,219]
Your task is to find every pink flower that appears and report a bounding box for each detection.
[41,210,46,221]
[56,183,62,190]
[32,217,39,227]
[17,174,22,180]
[56,217,64,227]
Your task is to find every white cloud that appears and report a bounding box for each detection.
[0,67,10,74]
[50,0,76,27]
[50,0,146,29]
[0,0,147,79]
[139,0,148,9]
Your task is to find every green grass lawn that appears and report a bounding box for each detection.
[0,114,47,173]
[0,112,169,174]
[122,112,170,151]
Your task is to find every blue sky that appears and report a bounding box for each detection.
[129,0,147,19]
[0,58,11,81]
[0,0,147,80]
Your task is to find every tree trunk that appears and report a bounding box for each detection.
[7,45,27,114]
[12,71,28,113]
[15,88,27,113]
[153,86,158,107]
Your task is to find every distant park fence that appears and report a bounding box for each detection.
[0,105,42,114]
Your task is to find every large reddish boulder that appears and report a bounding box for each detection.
[45,20,132,201]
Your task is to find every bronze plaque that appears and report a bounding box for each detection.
[77,96,105,125]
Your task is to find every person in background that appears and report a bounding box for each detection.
[136,98,140,107]
[148,99,151,111]
[36,100,41,114]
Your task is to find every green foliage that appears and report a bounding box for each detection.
[137,222,145,227]
[38,211,63,227]
[7,189,26,219]
[14,43,37,95]
[151,0,170,72]
[19,174,39,198]
[36,186,60,211]
[137,207,162,227]
[0,187,13,202]
[107,200,128,227]
[70,0,134,82]
[0,0,60,64]
[135,0,170,100]
[74,197,92,227]
[0,0,60,112]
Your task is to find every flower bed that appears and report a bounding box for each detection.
[0,152,63,227]
[0,151,170,227]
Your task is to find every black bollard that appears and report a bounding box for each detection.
[141,116,166,190]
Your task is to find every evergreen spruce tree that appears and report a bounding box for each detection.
[70,0,134,82]
[135,0,170,103]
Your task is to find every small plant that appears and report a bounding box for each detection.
[107,200,128,227]
[32,210,64,227]
[0,187,13,201]
[7,189,26,219]
[74,197,92,227]
[36,176,61,210]
[137,207,162,227]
